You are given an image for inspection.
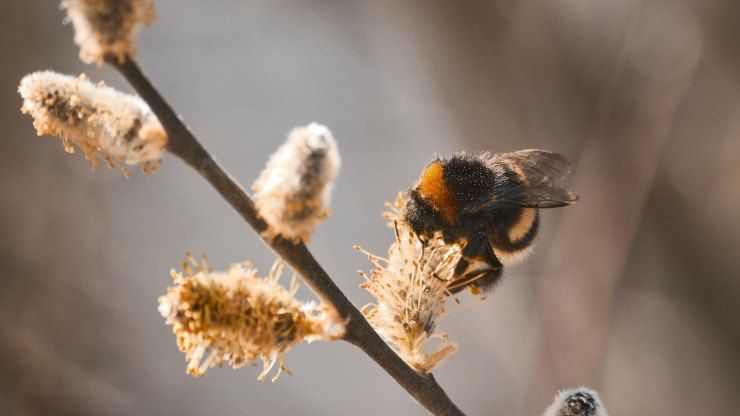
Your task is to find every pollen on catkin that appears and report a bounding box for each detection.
[384,192,488,297]
[18,71,166,177]
[252,123,340,243]
[62,0,156,65]
[357,219,461,372]
[158,255,345,381]
[543,387,609,416]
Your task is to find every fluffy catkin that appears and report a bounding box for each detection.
[62,0,156,65]
[543,387,609,416]
[357,219,460,372]
[158,256,345,381]
[253,123,340,243]
[18,71,166,177]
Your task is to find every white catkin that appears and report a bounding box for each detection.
[253,123,340,243]
[62,0,156,65]
[19,71,166,177]
[543,387,609,416]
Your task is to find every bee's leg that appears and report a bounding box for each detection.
[451,232,503,293]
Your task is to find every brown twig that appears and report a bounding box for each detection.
[106,56,465,416]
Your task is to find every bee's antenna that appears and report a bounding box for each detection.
[444,289,461,304]
[443,296,487,316]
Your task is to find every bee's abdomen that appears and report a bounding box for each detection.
[487,208,539,266]
[507,208,537,243]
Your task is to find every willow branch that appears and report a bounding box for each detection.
[106,56,464,416]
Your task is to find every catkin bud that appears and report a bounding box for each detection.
[543,387,609,416]
[18,71,166,177]
[253,123,340,243]
[62,0,156,65]
[158,256,344,381]
[357,221,460,372]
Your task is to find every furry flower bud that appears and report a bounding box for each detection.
[543,387,609,416]
[253,123,340,243]
[158,256,344,381]
[18,71,166,177]
[62,0,156,65]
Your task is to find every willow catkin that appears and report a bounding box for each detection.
[158,256,345,381]
[357,220,460,372]
[62,0,156,65]
[253,123,340,243]
[18,71,166,177]
[543,387,609,416]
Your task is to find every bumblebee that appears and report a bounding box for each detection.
[404,150,578,293]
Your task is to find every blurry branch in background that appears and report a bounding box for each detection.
[525,2,703,412]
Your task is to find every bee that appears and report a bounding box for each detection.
[404,150,578,293]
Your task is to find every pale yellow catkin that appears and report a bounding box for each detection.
[62,0,156,65]
[158,257,345,381]
[18,71,166,177]
[358,215,460,372]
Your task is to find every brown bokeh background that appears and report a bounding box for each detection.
[2,1,739,415]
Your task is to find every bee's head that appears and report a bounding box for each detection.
[403,188,443,238]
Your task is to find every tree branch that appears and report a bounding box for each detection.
[107,56,465,416]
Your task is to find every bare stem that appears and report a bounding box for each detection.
[107,56,465,416]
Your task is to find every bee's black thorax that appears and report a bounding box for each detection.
[440,154,529,239]
[405,153,540,249]
[439,154,498,205]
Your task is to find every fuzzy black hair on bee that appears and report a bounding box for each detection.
[404,150,578,294]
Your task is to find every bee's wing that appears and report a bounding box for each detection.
[463,149,579,213]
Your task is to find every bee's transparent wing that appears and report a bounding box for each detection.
[463,149,579,212]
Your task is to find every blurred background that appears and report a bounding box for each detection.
[1,1,739,415]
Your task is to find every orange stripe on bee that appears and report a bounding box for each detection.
[418,162,457,223]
